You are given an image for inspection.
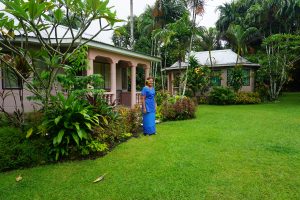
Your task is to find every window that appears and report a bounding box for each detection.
[211,70,221,86]
[227,68,250,86]
[242,69,250,86]
[1,67,22,89]
[121,67,128,90]
[93,62,111,90]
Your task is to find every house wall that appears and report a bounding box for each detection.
[220,69,227,87]
[0,72,37,113]
[219,68,255,92]
[166,67,257,95]
[0,47,153,113]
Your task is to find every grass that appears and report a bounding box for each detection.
[0,93,300,200]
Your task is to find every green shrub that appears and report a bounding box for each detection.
[91,105,141,150]
[156,91,171,106]
[28,93,107,160]
[92,121,132,149]
[115,105,142,136]
[227,66,244,92]
[0,127,50,172]
[208,87,236,105]
[160,96,196,121]
[234,92,261,104]
[79,140,108,156]
[255,84,269,102]
[198,96,209,104]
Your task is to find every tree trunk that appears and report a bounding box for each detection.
[130,0,134,49]
[209,49,213,67]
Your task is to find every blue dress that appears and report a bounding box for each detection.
[141,86,156,135]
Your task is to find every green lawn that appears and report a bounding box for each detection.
[1,93,300,200]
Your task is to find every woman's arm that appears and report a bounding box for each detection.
[141,95,146,113]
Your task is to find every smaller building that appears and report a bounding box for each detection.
[164,49,260,95]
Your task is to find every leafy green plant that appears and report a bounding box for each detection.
[92,118,133,149]
[227,66,244,92]
[156,91,171,106]
[0,127,50,172]
[115,105,142,137]
[208,87,236,105]
[0,0,119,112]
[198,96,209,104]
[261,34,300,100]
[80,140,108,156]
[27,93,107,160]
[186,56,213,96]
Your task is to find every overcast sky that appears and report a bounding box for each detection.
[94,0,232,44]
[1,0,232,44]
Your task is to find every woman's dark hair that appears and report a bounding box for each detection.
[145,76,154,86]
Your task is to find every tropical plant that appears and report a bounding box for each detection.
[0,0,119,112]
[0,127,50,172]
[217,0,300,37]
[227,66,244,92]
[196,27,219,67]
[153,13,193,94]
[184,0,205,52]
[234,92,261,104]
[226,24,259,65]
[186,56,212,96]
[208,86,236,105]
[56,45,104,98]
[27,93,107,160]
[160,96,196,121]
[261,34,300,100]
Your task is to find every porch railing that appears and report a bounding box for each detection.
[102,92,142,106]
[136,92,142,106]
[102,92,114,105]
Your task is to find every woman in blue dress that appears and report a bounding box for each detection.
[141,77,156,135]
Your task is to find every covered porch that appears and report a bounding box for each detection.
[88,48,156,108]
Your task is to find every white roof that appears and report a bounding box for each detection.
[11,25,160,62]
[192,49,258,67]
[164,49,259,71]
[22,25,100,41]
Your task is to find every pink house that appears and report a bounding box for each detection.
[0,29,160,112]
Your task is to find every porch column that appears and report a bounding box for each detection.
[170,71,174,95]
[110,60,117,103]
[87,59,94,75]
[131,65,137,108]
[167,71,171,93]
[145,66,150,81]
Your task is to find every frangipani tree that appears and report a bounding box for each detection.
[0,0,119,112]
[262,34,300,100]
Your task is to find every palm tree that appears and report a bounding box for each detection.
[218,0,300,37]
[216,3,238,34]
[185,0,205,53]
[152,0,188,28]
[197,27,218,67]
[153,13,192,95]
[226,24,259,65]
